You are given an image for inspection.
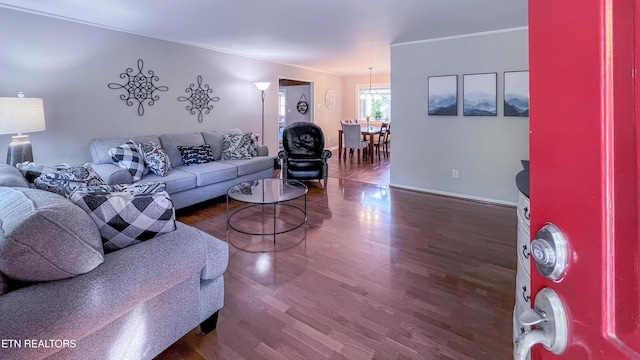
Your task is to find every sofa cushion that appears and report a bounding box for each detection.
[219,155,275,176]
[221,133,253,160]
[202,128,242,160]
[0,187,104,281]
[159,133,205,168]
[89,135,161,164]
[177,145,215,165]
[108,140,148,181]
[0,164,29,188]
[70,189,176,253]
[142,168,197,194]
[178,162,238,186]
[34,163,106,197]
[138,140,172,176]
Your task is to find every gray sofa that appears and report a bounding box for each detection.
[89,128,275,209]
[0,164,229,359]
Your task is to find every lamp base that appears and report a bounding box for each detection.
[6,134,33,166]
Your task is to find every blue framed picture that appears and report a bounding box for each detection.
[504,71,530,117]
[428,75,458,115]
[463,72,497,116]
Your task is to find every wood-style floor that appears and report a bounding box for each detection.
[156,154,517,360]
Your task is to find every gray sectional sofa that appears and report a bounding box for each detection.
[89,128,276,209]
[0,163,229,359]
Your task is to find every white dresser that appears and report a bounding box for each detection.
[513,189,532,359]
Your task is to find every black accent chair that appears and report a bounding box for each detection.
[278,122,332,187]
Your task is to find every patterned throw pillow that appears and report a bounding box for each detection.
[138,141,172,176]
[221,133,253,160]
[108,140,148,181]
[70,189,176,253]
[177,145,215,165]
[34,163,106,197]
[73,181,167,195]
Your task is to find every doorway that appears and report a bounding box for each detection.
[278,78,313,150]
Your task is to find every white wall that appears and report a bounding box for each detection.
[390,28,529,204]
[0,8,343,166]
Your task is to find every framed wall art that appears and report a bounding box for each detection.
[463,72,497,116]
[504,70,530,117]
[428,75,458,115]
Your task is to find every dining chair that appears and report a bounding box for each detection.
[373,123,390,160]
[341,122,368,163]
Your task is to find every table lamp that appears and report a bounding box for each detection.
[0,93,46,166]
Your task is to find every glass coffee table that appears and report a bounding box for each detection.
[226,178,308,242]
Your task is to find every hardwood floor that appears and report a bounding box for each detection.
[156,155,517,360]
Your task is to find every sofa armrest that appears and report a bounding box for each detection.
[0,222,211,359]
[257,144,269,156]
[91,163,133,185]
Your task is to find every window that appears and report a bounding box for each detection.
[358,86,390,121]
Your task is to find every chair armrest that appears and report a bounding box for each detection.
[277,150,289,160]
[321,149,332,161]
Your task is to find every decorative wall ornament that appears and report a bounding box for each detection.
[324,89,335,109]
[297,94,309,114]
[108,59,169,116]
[177,75,220,123]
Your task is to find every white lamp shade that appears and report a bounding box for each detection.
[254,82,271,91]
[0,97,46,135]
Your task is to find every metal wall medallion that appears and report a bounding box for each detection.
[177,75,220,123]
[108,59,169,116]
[297,94,309,114]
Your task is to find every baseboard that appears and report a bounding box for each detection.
[388,183,517,207]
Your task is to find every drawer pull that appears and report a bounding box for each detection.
[523,206,530,221]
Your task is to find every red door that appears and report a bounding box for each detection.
[528,0,640,359]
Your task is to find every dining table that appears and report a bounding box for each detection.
[338,125,381,163]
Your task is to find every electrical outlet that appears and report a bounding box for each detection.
[452,169,459,178]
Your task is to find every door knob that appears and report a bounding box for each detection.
[514,288,568,360]
[531,223,569,281]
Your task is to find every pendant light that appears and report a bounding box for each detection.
[360,67,381,100]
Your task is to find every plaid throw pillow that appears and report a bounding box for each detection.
[248,132,259,156]
[221,133,252,160]
[108,140,148,181]
[70,189,176,253]
[177,145,215,165]
[138,141,172,176]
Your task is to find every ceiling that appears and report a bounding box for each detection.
[0,0,528,76]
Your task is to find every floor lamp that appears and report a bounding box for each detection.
[254,82,271,145]
[0,93,46,166]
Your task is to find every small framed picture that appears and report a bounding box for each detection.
[463,72,497,116]
[504,71,529,117]
[428,75,458,115]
